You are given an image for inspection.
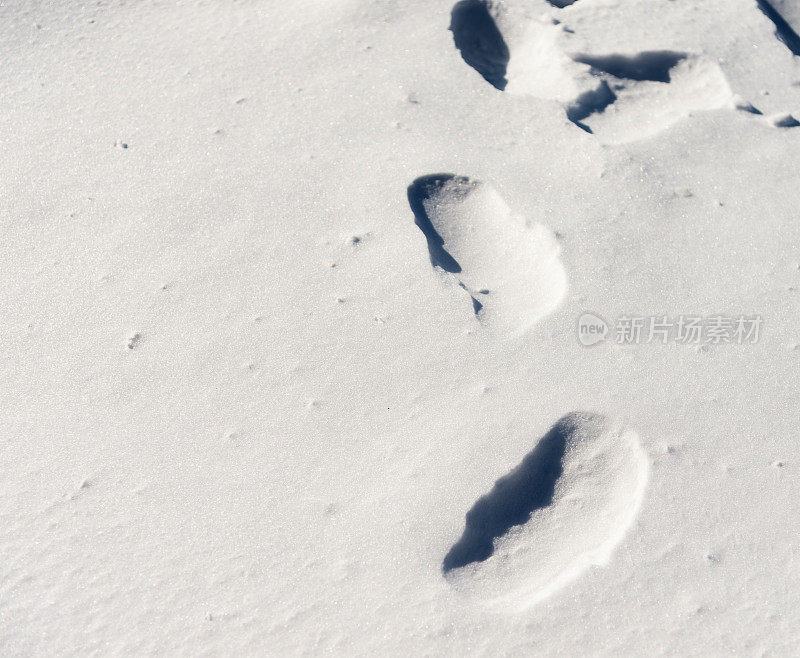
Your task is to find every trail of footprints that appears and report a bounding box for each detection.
[418,0,796,609]
[451,0,799,143]
[407,0,664,609]
[409,174,648,606]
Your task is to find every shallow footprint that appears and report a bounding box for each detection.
[408,174,566,337]
[444,412,648,611]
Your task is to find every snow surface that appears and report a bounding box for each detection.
[2,0,800,655]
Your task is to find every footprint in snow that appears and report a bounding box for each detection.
[450,0,510,91]
[444,412,649,610]
[408,174,566,337]
[449,1,761,143]
[757,0,800,56]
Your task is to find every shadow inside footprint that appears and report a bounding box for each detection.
[407,174,462,274]
[565,81,617,133]
[757,0,800,56]
[565,51,689,132]
[443,420,569,573]
[572,51,686,83]
[450,0,510,91]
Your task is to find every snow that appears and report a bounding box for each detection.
[1,0,800,654]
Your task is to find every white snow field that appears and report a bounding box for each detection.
[2,0,800,655]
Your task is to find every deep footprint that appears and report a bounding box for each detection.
[408,174,566,337]
[450,0,510,91]
[565,51,734,141]
[444,412,648,610]
[449,6,736,143]
[757,0,800,56]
